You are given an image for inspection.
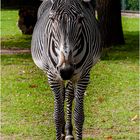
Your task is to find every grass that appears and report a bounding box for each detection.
[1,10,139,139]
[1,10,32,49]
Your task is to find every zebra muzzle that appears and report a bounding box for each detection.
[59,65,74,80]
[57,51,65,68]
[57,51,74,80]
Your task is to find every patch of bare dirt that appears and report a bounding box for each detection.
[0,49,30,55]
[83,128,102,138]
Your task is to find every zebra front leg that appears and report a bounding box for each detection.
[54,94,65,140]
[74,74,90,140]
[48,76,65,140]
[65,81,74,140]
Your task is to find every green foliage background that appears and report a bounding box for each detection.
[122,0,139,11]
[127,0,139,10]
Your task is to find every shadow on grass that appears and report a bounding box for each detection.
[1,35,32,49]
[101,31,139,61]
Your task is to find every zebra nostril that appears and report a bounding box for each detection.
[56,66,59,71]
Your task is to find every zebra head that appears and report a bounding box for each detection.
[49,2,85,80]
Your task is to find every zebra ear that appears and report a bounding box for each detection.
[40,0,54,3]
[82,0,91,2]
[50,0,55,3]
[49,13,55,21]
[82,0,96,9]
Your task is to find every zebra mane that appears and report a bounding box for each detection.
[40,0,92,2]
[38,0,95,19]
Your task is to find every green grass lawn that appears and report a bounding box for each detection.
[1,10,31,49]
[1,10,139,140]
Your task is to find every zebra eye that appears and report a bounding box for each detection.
[52,41,58,49]
[55,44,58,49]
[55,43,59,49]
[49,13,55,21]
[77,14,84,23]
[49,16,55,21]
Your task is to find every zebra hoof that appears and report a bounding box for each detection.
[61,134,65,140]
[65,135,74,140]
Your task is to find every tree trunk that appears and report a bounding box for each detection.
[18,7,38,35]
[96,0,125,48]
[17,0,41,35]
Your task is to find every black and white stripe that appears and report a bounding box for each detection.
[31,0,101,139]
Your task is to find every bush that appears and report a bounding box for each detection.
[126,0,139,11]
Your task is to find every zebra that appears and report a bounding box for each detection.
[31,0,101,139]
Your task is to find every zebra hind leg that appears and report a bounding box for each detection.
[65,82,74,140]
[61,86,66,140]
[61,125,65,140]
[65,124,74,140]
